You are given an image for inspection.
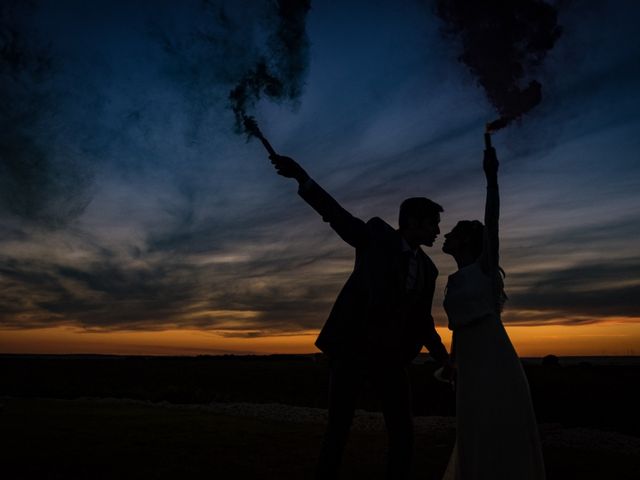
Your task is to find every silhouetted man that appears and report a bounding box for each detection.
[270,154,449,479]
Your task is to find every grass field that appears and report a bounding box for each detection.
[1,354,639,479]
[1,397,639,479]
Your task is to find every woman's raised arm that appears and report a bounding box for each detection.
[481,144,500,275]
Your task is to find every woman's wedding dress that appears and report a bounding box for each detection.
[442,261,545,480]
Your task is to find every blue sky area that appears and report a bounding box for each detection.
[1,0,639,338]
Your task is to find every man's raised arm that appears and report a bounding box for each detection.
[270,154,368,248]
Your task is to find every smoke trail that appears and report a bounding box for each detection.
[0,2,92,227]
[435,0,562,131]
[229,0,311,139]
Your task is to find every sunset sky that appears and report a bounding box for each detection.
[1,0,639,357]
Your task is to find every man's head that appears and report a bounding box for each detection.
[398,197,443,248]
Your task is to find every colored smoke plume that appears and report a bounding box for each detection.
[436,0,563,131]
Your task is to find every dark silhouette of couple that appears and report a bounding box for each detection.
[269,137,544,480]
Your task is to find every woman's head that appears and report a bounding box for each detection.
[443,219,508,311]
[442,220,484,261]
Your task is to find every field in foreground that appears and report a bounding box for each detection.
[1,354,639,478]
[2,354,639,435]
[1,397,639,480]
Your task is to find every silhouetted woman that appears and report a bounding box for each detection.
[440,140,545,480]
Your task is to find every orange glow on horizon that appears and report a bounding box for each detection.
[1,319,639,357]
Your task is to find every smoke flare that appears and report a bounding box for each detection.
[436,0,562,131]
[229,0,311,146]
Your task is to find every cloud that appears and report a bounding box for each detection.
[3,204,638,334]
[1,0,639,341]
[0,215,347,333]
[503,258,640,325]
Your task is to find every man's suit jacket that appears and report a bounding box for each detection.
[299,180,448,365]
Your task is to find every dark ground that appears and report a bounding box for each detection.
[1,354,639,479]
[1,397,639,480]
[1,354,639,434]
